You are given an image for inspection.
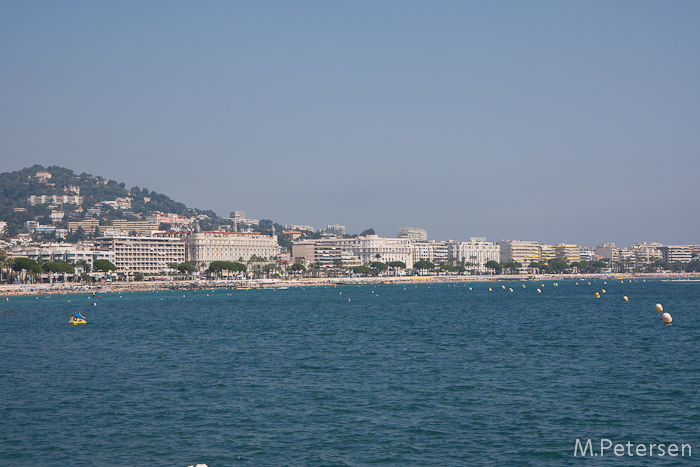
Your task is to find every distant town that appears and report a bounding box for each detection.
[1,167,698,284]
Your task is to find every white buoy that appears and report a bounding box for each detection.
[623,296,628,302]
[94,302,96,306]
[509,288,513,292]
[655,303,663,313]
[662,312,672,324]
[601,289,606,293]
[501,285,505,289]
[469,287,472,290]
[522,284,526,288]
[537,288,541,293]
[489,287,492,291]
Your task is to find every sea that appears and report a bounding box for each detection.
[1,279,698,466]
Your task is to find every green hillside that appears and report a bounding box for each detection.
[0,165,216,237]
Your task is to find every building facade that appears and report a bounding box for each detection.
[659,245,693,263]
[397,227,428,242]
[291,239,361,269]
[185,231,280,269]
[95,235,185,273]
[497,240,540,266]
[553,243,580,263]
[447,238,500,273]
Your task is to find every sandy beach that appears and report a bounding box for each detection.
[2,272,698,298]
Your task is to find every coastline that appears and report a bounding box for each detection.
[2,272,699,297]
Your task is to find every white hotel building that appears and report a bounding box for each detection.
[336,235,414,266]
[184,231,280,269]
[447,238,500,273]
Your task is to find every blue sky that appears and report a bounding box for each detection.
[1,1,698,246]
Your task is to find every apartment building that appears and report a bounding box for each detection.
[497,240,540,266]
[397,227,428,242]
[14,243,115,269]
[659,245,693,263]
[553,243,580,263]
[291,239,361,269]
[95,235,186,273]
[632,242,663,265]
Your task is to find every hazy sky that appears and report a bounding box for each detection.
[1,1,698,246]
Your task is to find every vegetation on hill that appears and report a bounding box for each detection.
[0,165,214,237]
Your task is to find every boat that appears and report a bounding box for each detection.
[69,312,89,325]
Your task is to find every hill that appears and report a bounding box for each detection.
[0,165,216,237]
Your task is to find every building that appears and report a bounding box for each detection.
[411,240,448,265]
[291,239,361,269]
[553,243,580,263]
[109,220,160,235]
[185,231,280,269]
[336,235,413,266]
[617,247,636,271]
[539,244,556,263]
[578,246,595,262]
[397,227,428,242]
[13,243,115,269]
[595,243,618,262]
[68,219,100,234]
[35,171,52,182]
[146,212,194,229]
[323,224,346,236]
[50,210,65,222]
[497,240,540,266]
[447,238,500,273]
[659,245,693,263]
[632,242,663,265]
[95,235,186,273]
[28,194,83,206]
[285,224,316,232]
[103,197,132,210]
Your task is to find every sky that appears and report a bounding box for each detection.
[1,1,698,246]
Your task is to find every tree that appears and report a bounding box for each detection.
[413,260,435,272]
[42,262,75,274]
[547,258,568,273]
[67,226,86,243]
[352,265,373,275]
[290,263,306,272]
[332,258,345,277]
[360,228,376,236]
[503,261,522,274]
[12,257,41,274]
[485,260,502,275]
[371,261,388,272]
[94,259,117,272]
[175,262,197,274]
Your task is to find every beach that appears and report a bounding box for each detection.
[2,272,698,298]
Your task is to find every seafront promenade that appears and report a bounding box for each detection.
[1,272,698,297]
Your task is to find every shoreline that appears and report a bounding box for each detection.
[2,272,699,297]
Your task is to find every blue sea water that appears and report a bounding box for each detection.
[1,279,699,466]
